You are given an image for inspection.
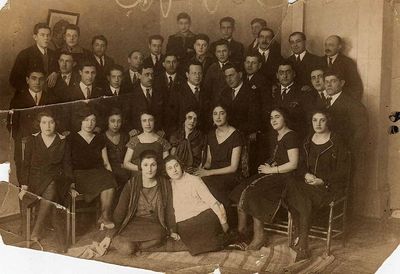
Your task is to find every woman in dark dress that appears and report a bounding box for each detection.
[104,108,130,194]
[123,111,171,177]
[69,107,117,229]
[20,111,73,244]
[286,110,348,261]
[100,150,177,255]
[194,104,243,210]
[231,107,299,250]
[169,109,204,171]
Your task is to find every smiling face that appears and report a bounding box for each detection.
[141,157,158,179]
[107,114,122,133]
[26,72,45,93]
[312,112,329,134]
[270,110,286,131]
[213,106,228,127]
[79,66,96,86]
[184,111,198,131]
[39,115,56,136]
[34,28,51,48]
[141,113,155,133]
[81,114,96,133]
[165,159,183,180]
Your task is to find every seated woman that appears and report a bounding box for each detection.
[20,111,73,247]
[103,108,130,196]
[100,150,177,255]
[194,103,243,211]
[286,110,348,261]
[165,155,228,255]
[230,107,299,250]
[69,107,117,229]
[169,109,204,171]
[123,111,171,176]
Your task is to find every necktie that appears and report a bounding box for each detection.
[42,49,49,73]
[194,87,200,101]
[114,89,119,96]
[328,57,333,67]
[262,51,267,62]
[100,57,104,67]
[145,88,152,103]
[326,96,332,108]
[62,74,68,84]
[295,55,300,63]
[86,86,91,99]
[132,73,137,84]
[281,88,287,101]
[34,94,39,105]
[168,76,173,90]
[231,88,236,100]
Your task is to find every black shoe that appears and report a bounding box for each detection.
[226,241,248,251]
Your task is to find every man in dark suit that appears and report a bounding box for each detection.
[167,61,209,133]
[310,68,328,110]
[210,17,244,64]
[50,51,80,103]
[287,32,321,90]
[143,35,165,76]
[154,53,184,106]
[60,24,91,66]
[204,39,231,104]
[9,23,58,92]
[183,34,214,77]
[166,12,196,63]
[89,35,115,89]
[322,35,363,100]
[129,63,164,132]
[121,49,143,93]
[324,70,368,153]
[247,18,281,58]
[8,69,56,183]
[250,27,284,83]
[272,61,314,139]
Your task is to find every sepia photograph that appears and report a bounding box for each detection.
[0,0,399,273]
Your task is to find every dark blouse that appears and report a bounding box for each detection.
[126,135,171,167]
[104,132,129,169]
[206,129,243,169]
[70,132,105,170]
[269,131,299,166]
[307,141,331,175]
[169,128,204,168]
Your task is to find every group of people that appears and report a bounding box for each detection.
[7,12,368,261]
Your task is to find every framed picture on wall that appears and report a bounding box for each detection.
[47,9,80,29]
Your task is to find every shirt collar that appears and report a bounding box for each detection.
[140,83,152,92]
[36,44,46,55]
[295,51,307,61]
[94,55,104,64]
[166,72,176,81]
[218,61,228,69]
[80,82,92,92]
[232,81,244,97]
[258,48,270,56]
[187,81,199,93]
[151,53,161,62]
[28,89,42,104]
[281,82,294,92]
[328,53,339,63]
[328,91,342,105]
[61,72,72,78]
[110,85,119,95]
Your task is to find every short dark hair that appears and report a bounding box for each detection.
[128,49,141,58]
[139,60,154,74]
[250,18,267,27]
[324,69,344,81]
[177,12,191,23]
[139,149,160,172]
[91,34,108,46]
[107,64,124,75]
[219,16,235,27]
[211,102,231,124]
[222,62,243,73]
[163,52,178,61]
[26,67,45,77]
[164,154,184,174]
[78,60,96,71]
[258,27,275,38]
[148,34,164,44]
[107,107,123,119]
[244,51,263,63]
[213,39,230,52]
[33,110,58,133]
[289,31,306,42]
[194,33,210,44]
[65,24,80,36]
[310,67,325,77]
[33,23,51,35]
[77,106,98,129]
[185,60,203,73]
[58,51,74,60]
[270,107,292,130]
[311,109,333,131]
[278,60,294,70]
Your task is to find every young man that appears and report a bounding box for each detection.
[322,35,363,100]
[89,35,115,89]
[8,69,56,183]
[248,18,267,51]
[184,33,214,76]
[10,23,58,92]
[143,35,165,76]
[204,39,231,103]
[310,68,328,109]
[166,12,196,63]
[121,49,143,92]
[60,24,91,65]
[286,32,321,90]
[210,17,244,64]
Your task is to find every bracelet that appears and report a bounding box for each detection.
[276,166,280,174]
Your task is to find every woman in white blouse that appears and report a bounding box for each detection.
[164,155,229,255]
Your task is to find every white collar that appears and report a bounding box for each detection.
[295,51,307,61]
[166,72,176,80]
[218,61,228,69]
[327,53,339,63]
[110,85,120,95]
[79,82,92,98]
[328,91,342,105]
[187,81,200,93]
[151,53,161,61]
[94,55,104,63]
[232,81,243,97]
[281,82,294,92]
[61,72,72,78]
[28,89,42,104]
[258,48,270,55]
[140,83,152,92]
[36,45,46,55]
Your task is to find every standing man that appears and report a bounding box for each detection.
[210,17,244,64]
[144,35,165,76]
[121,49,143,92]
[322,35,363,100]
[248,18,267,51]
[310,68,328,110]
[60,24,90,65]
[287,32,321,90]
[10,23,58,92]
[89,35,115,89]
[166,12,196,63]
[184,34,214,76]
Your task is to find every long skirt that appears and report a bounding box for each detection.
[230,173,295,223]
[177,209,224,255]
[74,168,117,202]
[202,173,239,208]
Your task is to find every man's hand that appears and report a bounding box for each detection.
[170,232,180,241]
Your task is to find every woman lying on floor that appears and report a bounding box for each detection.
[100,150,177,255]
[286,110,348,261]
[165,155,228,255]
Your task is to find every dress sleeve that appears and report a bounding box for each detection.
[283,131,299,150]
[159,137,172,152]
[231,130,244,148]
[126,136,139,150]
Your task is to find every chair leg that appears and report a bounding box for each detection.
[26,208,31,248]
[342,200,348,248]
[66,208,70,248]
[288,211,293,246]
[72,196,76,245]
[326,205,334,256]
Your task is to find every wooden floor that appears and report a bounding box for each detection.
[0,214,399,273]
